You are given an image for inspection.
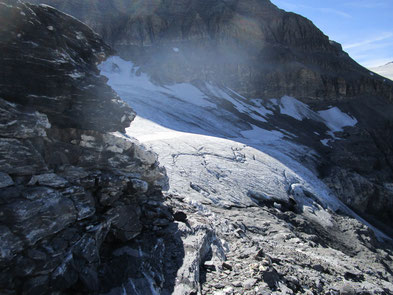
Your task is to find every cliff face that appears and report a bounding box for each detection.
[0,2,168,292]
[26,0,393,102]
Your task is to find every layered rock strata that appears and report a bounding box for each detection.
[26,0,393,102]
[0,2,167,292]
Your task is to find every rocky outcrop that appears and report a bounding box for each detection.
[316,97,393,232]
[0,2,167,292]
[26,0,393,102]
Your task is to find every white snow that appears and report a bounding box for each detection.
[277,96,358,135]
[318,107,357,132]
[23,41,39,47]
[320,139,330,147]
[75,31,85,40]
[172,47,180,52]
[279,95,316,121]
[47,26,54,31]
[68,71,84,79]
[99,56,388,240]
[240,124,284,143]
[370,62,393,81]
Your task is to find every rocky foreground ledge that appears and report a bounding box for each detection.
[0,1,167,292]
[0,1,393,295]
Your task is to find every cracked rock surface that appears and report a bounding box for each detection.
[0,2,167,293]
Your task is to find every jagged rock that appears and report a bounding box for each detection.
[338,283,357,295]
[0,1,134,133]
[243,278,258,290]
[28,173,68,188]
[0,172,13,188]
[0,97,51,138]
[107,203,142,241]
[130,178,149,193]
[0,226,24,263]
[173,211,188,222]
[0,138,48,175]
[0,1,168,293]
[1,187,77,245]
[204,261,216,271]
[63,186,96,220]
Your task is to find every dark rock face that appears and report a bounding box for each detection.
[317,97,393,232]
[26,0,393,102]
[0,1,168,292]
[1,0,134,132]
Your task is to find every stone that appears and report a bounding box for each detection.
[204,261,217,271]
[51,253,78,291]
[232,281,243,287]
[23,275,50,295]
[243,278,258,290]
[0,138,48,175]
[339,283,356,295]
[0,2,133,133]
[0,225,24,263]
[312,264,325,273]
[27,249,47,261]
[2,188,77,245]
[223,286,234,294]
[106,204,142,241]
[0,172,13,188]
[28,173,68,188]
[173,211,188,222]
[131,178,149,193]
[263,267,281,290]
[0,97,50,139]
[222,262,233,271]
[68,189,96,221]
[344,271,364,282]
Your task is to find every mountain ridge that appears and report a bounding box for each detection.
[370,62,393,81]
[26,0,393,102]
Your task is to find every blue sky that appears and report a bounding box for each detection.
[271,0,393,68]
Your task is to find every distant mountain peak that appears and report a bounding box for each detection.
[370,61,393,80]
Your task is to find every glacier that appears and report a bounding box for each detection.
[99,56,388,240]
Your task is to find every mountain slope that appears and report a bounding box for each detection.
[26,0,393,102]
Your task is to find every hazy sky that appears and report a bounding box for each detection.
[271,0,393,68]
